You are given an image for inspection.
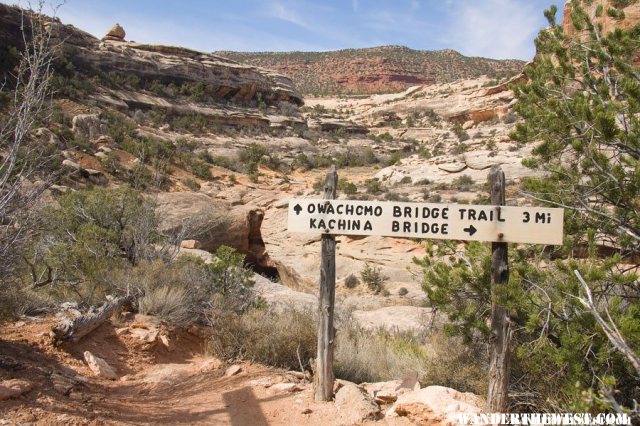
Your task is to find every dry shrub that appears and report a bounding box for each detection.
[206,304,487,395]
[335,324,487,395]
[207,307,317,370]
[137,286,194,327]
[0,284,53,320]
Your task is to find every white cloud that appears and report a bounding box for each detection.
[440,0,544,60]
[267,1,313,30]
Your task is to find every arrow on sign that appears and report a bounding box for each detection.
[463,225,477,236]
[293,204,303,215]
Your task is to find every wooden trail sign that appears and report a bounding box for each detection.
[288,199,564,245]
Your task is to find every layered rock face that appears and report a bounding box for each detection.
[219,46,525,95]
[0,4,302,107]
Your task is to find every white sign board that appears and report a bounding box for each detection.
[288,199,564,245]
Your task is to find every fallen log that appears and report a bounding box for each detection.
[51,295,132,344]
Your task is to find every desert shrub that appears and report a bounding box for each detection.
[385,151,404,166]
[190,159,213,180]
[197,150,215,164]
[360,263,388,294]
[338,178,357,195]
[451,143,467,154]
[312,176,324,192]
[502,112,517,124]
[210,155,233,170]
[0,282,53,320]
[138,283,194,326]
[239,143,270,173]
[384,192,409,202]
[416,178,431,185]
[398,176,412,184]
[170,113,209,133]
[102,109,137,145]
[398,287,409,296]
[364,179,384,195]
[292,152,314,170]
[335,325,486,394]
[451,174,474,191]
[452,123,470,142]
[182,178,200,191]
[344,274,359,289]
[334,148,378,167]
[207,307,317,370]
[27,187,160,305]
[130,247,256,325]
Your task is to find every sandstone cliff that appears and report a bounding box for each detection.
[0,3,302,107]
[218,46,525,95]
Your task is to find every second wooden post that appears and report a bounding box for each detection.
[315,165,337,401]
[487,165,513,413]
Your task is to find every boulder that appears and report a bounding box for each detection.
[84,351,117,380]
[334,381,381,424]
[62,159,108,186]
[155,192,269,265]
[0,379,32,400]
[438,162,467,173]
[103,23,125,41]
[388,385,484,425]
[71,114,101,141]
[34,127,60,145]
[463,150,513,171]
[362,380,403,404]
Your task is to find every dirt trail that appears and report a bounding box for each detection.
[0,316,409,425]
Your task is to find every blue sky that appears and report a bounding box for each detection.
[12,0,560,60]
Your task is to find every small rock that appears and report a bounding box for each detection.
[224,365,242,377]
[84,351,117,380]
[335,381,380,424]
[68,391,86,401]
[268,383,301,394]
[198,358,223,372]
[159,334,173,351]
[0,379,32,400]
[180,239,202,250]
[302,408,312,415]
[274,199,289,209]
[130,327,159,343]
[115,327,129,336]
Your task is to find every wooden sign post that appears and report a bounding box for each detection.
[487,165,512,412]
[315,165,337,401]
[290,165,563,405]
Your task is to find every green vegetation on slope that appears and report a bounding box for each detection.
[217,45,524,95]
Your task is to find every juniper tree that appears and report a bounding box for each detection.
[419,0,640,413]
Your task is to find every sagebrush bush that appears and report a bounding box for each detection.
[335,324,487,394]
[138,285,194,327]
[207,307,317,370]
[344,274,359,289]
